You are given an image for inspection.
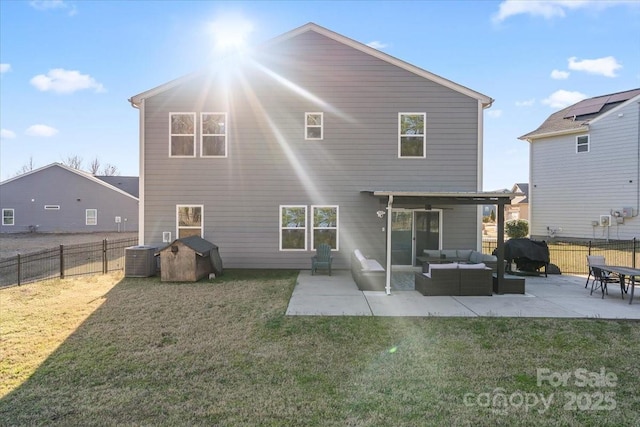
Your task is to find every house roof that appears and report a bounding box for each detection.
[519,88,640,141]
[160,235,218,256]
[0,163,139,201]
[95,176,139,198]
[511,183,528,204]
[129,22,493,108]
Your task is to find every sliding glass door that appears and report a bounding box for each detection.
[391,209,441,266]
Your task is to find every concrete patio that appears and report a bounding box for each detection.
[286,270,640,319]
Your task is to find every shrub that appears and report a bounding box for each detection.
[505,219,529,238]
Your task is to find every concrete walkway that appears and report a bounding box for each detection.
[286,270,640,319]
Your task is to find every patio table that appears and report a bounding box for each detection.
[591,264,640,304]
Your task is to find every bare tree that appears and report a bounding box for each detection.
[89,157,101,175]
[15,156,36,176]
[100,163,119,176]
[61,155,83,170]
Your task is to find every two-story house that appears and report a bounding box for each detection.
[129,23,514,279]
[520,89,640,241]
[0,163,139,233]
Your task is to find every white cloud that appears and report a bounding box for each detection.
[1,129,17,139]
[30,68,105,94]
[0,63,11,74]
[542,90,588,109]
[515,98,536,107]
[492,0,633,23]
[29,0,77,16]
[550,69,570,80]
[367,41,388,50]
[568,56,622,77]
[486,109,503,119]
[25,124,59,137]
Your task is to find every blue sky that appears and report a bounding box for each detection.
[1,0,639,190]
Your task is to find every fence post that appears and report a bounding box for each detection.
[103,239,108,274]
[60,245,65,279]
[634,237,637,269]
[17,254,21,286]
[588,240,592,256]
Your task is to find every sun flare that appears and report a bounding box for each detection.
[207,14,254,53]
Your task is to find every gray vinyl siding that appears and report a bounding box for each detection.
[141,31,482,267]
[530,99,640,241]
[0,165,139,233]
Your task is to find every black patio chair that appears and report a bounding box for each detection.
[590,266,621,299]
[311,243,333,276]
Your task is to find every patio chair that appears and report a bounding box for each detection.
[311,243,333,276]
[585,255,606,288]
[590,266,621,299]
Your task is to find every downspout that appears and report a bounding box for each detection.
[636,101,640,217]
[477,99,485,249]
[128,97,145,245]
[385,195,393,295]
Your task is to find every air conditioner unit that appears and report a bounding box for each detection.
[600,215,612,227]
[125,246,157,277]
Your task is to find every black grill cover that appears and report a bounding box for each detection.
[494,238,550,272]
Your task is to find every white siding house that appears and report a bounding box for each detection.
[520,89,640,241]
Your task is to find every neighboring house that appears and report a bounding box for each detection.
[129,22,514,277]
[506,183,529,222]
[520,89,640,241]
[0,163,139,233]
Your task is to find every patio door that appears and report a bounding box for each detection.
[391,209,441,266]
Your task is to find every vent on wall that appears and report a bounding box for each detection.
[163,231,172,243]
[600,215,612,227]
[125,246,157,277]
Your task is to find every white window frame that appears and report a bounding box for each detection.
[311,205,339,251]
[201,112,228,158]
[176,205,204,239]
[398,112,426,158]
[169,112,196,158]
[576,135,590,153]
[279,205,307,251]
[86,209,97,226]
[305,112,323,140]
[2,208,14,226]
[44,205,60,210]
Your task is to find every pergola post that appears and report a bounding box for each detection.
[496,201,506,288]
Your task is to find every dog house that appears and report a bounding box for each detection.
[157,235,223,282]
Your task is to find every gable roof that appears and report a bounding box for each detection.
[0,163,139,201]
[511,183,528,204]
[129,22,493,108]
[519,88,640,141]
[95,176,139,198]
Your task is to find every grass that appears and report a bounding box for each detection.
[1,270,640,426]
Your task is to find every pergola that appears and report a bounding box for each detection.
[365,191,520,294]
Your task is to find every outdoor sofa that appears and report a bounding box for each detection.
[414,262,493,296]
[417,249,499,272]
[351,249,386,291]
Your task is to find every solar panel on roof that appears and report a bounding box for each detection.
[563,97,608,119]
[607,90,640,103]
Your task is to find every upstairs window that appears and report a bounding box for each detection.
[280,205,307,251]
[2,209,14,226]
[86,209,97,226]
[399,113,426,158]
[170,113,196,157]
[576,135,589,153]
[177,205,203,238]
[312,206,338,250]
[201,113,227,157]
[305,112,323,140]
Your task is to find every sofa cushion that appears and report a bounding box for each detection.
[354,249,366,263]
[469,251,483,264]
[458,262,487,269]
[362,259,385,272]
[423,250,441,258]
[482,254,498,262]
[441,250,458,259]
[428,262,458,275]
[456,249,473,260]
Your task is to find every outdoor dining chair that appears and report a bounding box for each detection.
[311,243,333,276]
[585,255,606,288]
[590,266,621,299]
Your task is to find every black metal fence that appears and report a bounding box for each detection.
[482,238,639,275]
[0,237,138,287]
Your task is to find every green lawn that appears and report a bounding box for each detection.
[1,270,639,426]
